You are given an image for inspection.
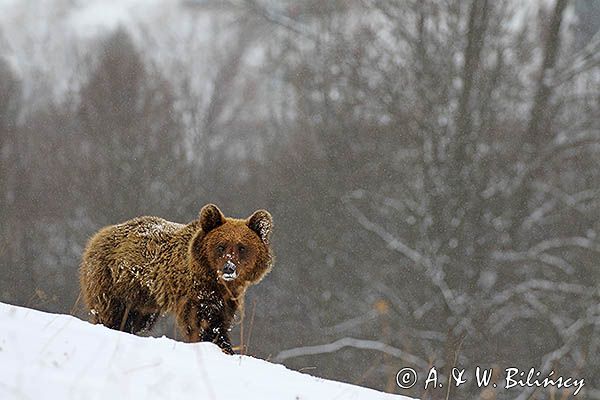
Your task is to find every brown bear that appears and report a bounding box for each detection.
[79,204,273,354]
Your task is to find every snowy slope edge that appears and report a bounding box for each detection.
[0,302,411,400]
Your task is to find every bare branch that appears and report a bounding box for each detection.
[514,303,599,400]
[529,236,600,254]
[553,32,600,86]
[491,279,600,307]
[343,197,472,332]
[273,337,429,369]
[226,0,318,40]
[345,200,426,266]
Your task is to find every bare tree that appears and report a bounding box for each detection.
[74,29,186,225]
[250,0,600,397]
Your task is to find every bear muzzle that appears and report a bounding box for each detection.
[222,260,237,281]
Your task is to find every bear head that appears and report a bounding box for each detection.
[191,204,273,284]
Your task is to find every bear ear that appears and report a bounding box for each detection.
[200,204,225,233]
[247,210,273,245]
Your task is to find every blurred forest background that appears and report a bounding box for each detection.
[1,0,599,398]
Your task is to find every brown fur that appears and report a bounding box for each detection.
[79,204,273,354]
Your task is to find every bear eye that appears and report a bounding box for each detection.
[217,245,225,254]
[238,245,246,254]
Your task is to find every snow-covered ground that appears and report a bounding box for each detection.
[0,302,410,400]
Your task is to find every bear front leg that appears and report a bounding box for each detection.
[200,319,234,355]
[176,300,234,355]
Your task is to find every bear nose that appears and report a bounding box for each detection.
[223,260,236,275]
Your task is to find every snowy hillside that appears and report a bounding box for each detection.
[0,302,410,400]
